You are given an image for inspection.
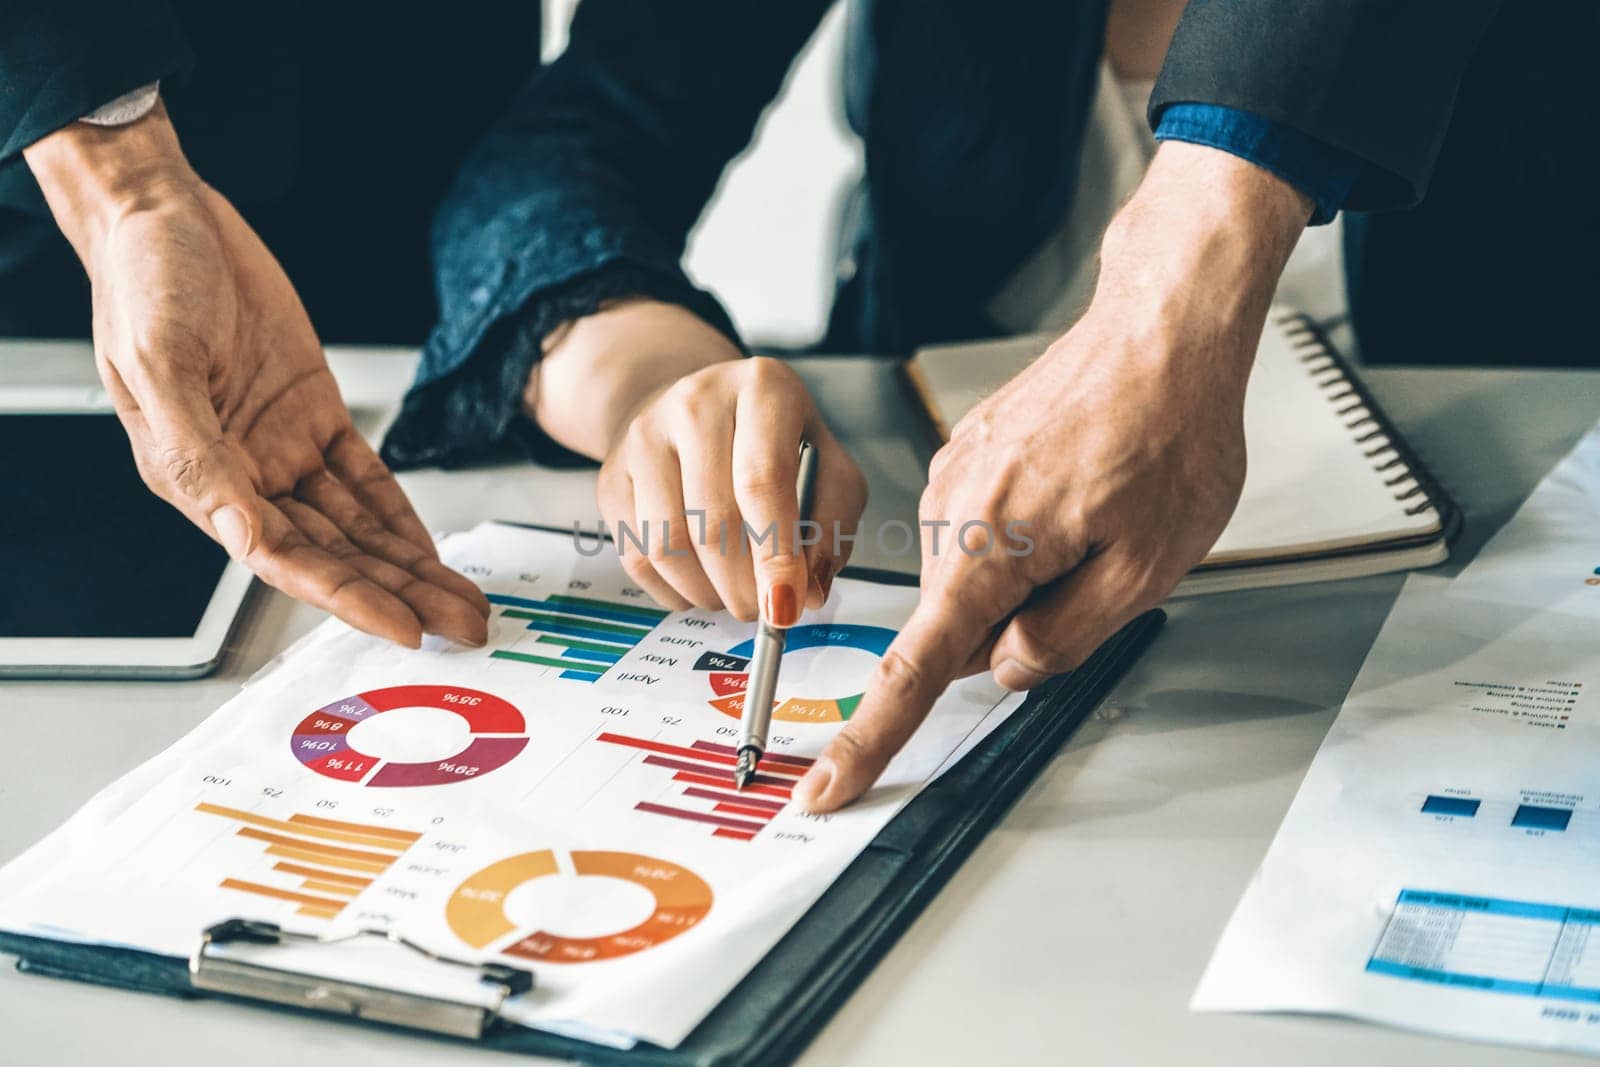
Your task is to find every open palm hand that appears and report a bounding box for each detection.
[87,179,488,647]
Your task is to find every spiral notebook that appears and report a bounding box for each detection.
[902,309,1459,595]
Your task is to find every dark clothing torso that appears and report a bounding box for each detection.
[382,0,1600,468]
[832,0,1599,364]
[0,2,539,343]
[1340,1,1600,366]
[1,1,1594,476]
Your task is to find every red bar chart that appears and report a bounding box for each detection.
[596,733,813,841]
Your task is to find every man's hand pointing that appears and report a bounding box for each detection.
[794,143,1310,812]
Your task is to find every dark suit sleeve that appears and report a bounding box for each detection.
[383,0,831,469]
[1151,0,1503,210]
[0,1,191,162]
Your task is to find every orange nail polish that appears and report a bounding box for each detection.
[767,584,798,627]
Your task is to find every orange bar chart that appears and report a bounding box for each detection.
[195,802,419,919]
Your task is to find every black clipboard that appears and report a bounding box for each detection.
[0,567,1163,1066]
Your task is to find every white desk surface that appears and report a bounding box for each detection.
[2,342,1598,1066]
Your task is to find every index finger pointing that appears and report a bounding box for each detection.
[793,568,1024,812]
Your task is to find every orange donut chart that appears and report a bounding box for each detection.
[446,849,712,964]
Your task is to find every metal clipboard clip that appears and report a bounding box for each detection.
[190,918,535,1039]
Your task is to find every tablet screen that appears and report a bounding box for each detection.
[0,413,229,638]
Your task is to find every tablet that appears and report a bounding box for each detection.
[0,403,254,679]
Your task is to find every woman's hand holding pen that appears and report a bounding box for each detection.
[526,299,867,626]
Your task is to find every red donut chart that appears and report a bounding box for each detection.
[291,685,528,787]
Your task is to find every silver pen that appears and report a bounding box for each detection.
[734,440,819,789]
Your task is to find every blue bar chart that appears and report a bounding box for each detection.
[487,593,668,683]
[1421,795,1481,818]
[1512,804,1573,832]
[1417,792,1580,834]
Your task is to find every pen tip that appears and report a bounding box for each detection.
[733,749,758,790]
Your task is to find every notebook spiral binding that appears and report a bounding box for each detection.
[1275,310,1440,518]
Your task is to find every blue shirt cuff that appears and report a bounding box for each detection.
[1154,103,1360,226]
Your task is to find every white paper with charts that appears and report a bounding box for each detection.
[1448,421,1600,620]
[1195,421,1600,1054]
[0,522,1023,1049]
[1194,579,1600,1053]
